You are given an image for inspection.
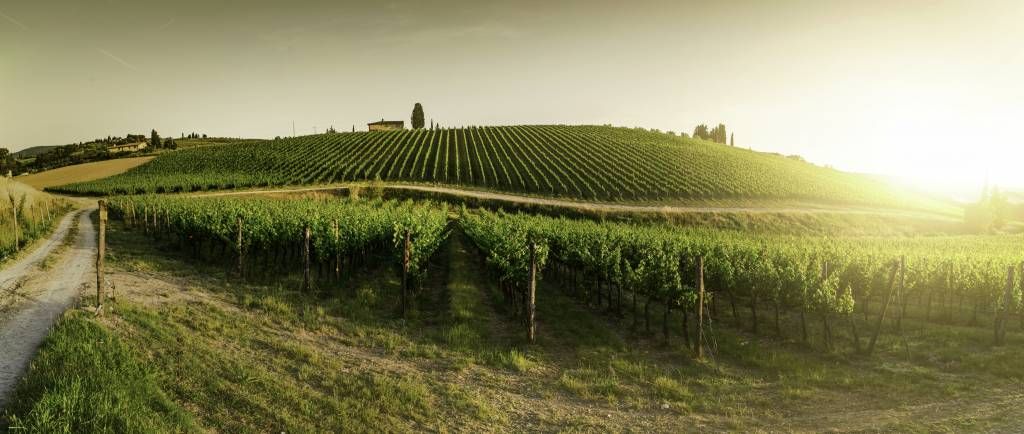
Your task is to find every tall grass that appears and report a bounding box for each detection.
[0,177,71,263]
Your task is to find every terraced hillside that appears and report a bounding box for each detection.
[52,125,926,208]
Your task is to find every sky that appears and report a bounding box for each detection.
[1,0,1021,194]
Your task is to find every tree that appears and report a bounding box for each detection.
[709,124,727,144]
[692,124,709,140]
[411,103,425,129]
[965,185,1011,231]
[730,133,734,147]
[0,148,9,161]
[151,130,161,149]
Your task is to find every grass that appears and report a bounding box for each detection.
[15,157,154,190]
[5,219,1024,431]
[1,312,199,433]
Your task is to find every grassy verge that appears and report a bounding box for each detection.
[1,311,198,432]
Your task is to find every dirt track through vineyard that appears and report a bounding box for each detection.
[0,207,95,409]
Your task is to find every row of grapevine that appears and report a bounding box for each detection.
[462,209,1024,349]
[50,126,943,211]
[106,196,449,308]
[98,194,1022,350]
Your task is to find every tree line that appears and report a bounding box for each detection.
[692,123,734,146]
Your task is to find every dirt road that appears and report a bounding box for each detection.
[0,206,96,409]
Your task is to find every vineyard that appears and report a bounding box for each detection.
[52,126,938,210]
[103,194,1024,351]
[106,195,449,311]
[463,209,1024,350]
[0,178,72,263]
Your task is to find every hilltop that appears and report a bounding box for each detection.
[49,125,950,212]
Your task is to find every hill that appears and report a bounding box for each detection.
[49,125,945,211]
[12,146,59,159]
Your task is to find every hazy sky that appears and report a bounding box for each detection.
[1,0,1021,191]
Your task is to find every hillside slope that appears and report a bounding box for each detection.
[50,125,938,210]
[11,146,59,159]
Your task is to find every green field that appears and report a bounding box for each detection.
[49,125,940,211]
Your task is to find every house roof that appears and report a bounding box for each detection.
[368,120,404,126]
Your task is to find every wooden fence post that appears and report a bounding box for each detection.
[1019,262,1024,332]
[696,255,705,360]
[302,225,311,291]
[402,229,411,317]
[996,265,1014,346]
[236,216,244,277]
[9,194,18,252]
[332,220,340,281]
[528,242,537,343]
[866,262,899,355]
[823,260,833,351]
[96,200,107,308]
[895,257,906,333]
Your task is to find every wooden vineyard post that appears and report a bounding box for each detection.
[696,255,705,360]
[823,260,833,351]
[236,216,244,278]
[528,242,537,344]
[332,220,340,281]
[866,262,899,355]
[401,229,411,317]
[9,194,18,252]
[96,200,107,308]
[895,257,906,333]
[302,225,311,291]
[995,265,1014,346]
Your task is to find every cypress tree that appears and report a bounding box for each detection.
[730,133,735,147]
[693,124,710,140]
[151,129,161,149]
[411,103,425,129]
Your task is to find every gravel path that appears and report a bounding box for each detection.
[0,207,95,409]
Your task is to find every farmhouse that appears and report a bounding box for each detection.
[368,119,404,132]
[108,142,147,154]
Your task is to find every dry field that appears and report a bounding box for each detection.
[16,157,154,190]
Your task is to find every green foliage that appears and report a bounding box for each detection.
[412,103,425,129]
[106,195,449,282]
[53,126,930,210]
[461,208,1024,326]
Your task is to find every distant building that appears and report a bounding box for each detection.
[368,119,404,132]
[108,142,147,154]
